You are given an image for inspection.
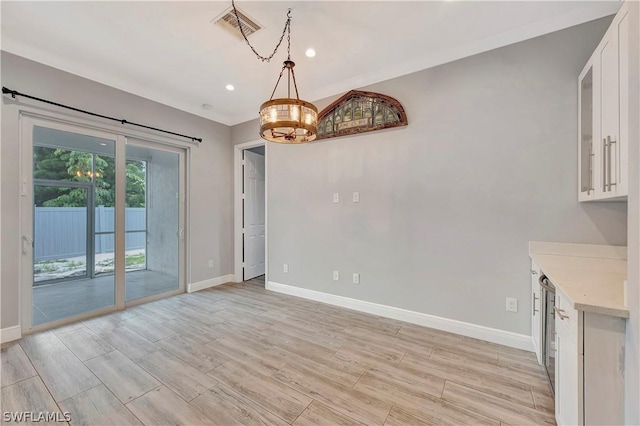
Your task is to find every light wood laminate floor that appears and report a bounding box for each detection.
[1,278,556,425]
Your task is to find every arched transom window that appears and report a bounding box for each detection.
[317,90,407,140]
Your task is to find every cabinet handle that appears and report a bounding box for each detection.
[530,269,538,275]
[589,146,595,194]
[532,293,539,314]
[554,306,569,320]
[602,137,607,192]
[608,136,616,191]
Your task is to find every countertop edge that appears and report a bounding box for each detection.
[573,302,630,319]
[530,249,629,319]
[529,241,627,260]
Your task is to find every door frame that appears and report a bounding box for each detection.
[233,140,268,283]
[19,111,191,334]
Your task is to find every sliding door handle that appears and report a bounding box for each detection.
[22,236,33,254]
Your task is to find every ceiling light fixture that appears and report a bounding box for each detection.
[305,48,316,58]
[226,84,235,91]
[231,1,317,143]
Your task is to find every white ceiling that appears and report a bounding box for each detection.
[1,1,620,126]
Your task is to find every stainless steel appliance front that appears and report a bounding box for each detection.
[539,274,556,393]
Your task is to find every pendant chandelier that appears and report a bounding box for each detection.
[232,1,318,143]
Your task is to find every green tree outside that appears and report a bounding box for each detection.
[34,147,145,207]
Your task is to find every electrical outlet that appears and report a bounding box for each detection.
[333,193,340,203]
[333,271,340,281]
[353,273,360,284]
[353,192,360,203]
[208,260,214,268]
[283,264,289,273]
[506,297,518,312]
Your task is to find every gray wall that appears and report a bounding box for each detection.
[232,17,627,336]
[625,2,640,424]
[1,51,233,329]
[147,150,180,278]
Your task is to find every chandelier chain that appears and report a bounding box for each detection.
[231,0,291,63]
[270,65,287,100]
[287,15,291,60]
[290,68,300,100]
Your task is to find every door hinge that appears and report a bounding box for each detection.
[242,160,246,166]
[242,262,246,267]
[242,193,245,200]
[242,228,245,233]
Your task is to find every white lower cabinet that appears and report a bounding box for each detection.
[554,290,625,425]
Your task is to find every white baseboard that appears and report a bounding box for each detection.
[188,274,236,293]
[0,325,22,343]
[266,281,533,352]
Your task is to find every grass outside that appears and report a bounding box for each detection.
[34,251,146,282]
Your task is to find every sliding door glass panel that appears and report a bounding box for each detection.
[34,185,88,283]
[125,144,179,301]
[32,126,116,326]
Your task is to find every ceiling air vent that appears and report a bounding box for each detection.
[213,7,262,40]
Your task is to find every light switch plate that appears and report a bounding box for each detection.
[283,264,289,273]
[506,297,518,312]
[353,192,360,203]
[333,193,340,203]
[353,273,360,284]
[333,271,339,281]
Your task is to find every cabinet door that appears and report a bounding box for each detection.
[583,313,626,425]
[616,9,629,196]
[530,261,542,364]
[578,62,596,201]
[599,24,620,197]
[555,316,580,426]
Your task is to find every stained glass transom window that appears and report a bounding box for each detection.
[316,91,407,140]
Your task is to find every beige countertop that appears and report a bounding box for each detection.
[530,242,628,319]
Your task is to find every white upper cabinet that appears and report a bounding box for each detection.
[579,3,629,201]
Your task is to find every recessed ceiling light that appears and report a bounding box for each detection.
[226,84,235,91]
[202,103,213,110]
[305,48,316,58]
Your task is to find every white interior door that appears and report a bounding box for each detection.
[243,150,265,280]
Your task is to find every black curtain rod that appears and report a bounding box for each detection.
[2,86,203,143]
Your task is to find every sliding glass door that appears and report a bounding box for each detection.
[125,140,183,301]
[31,126,117,326]
[22,117,186,331]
